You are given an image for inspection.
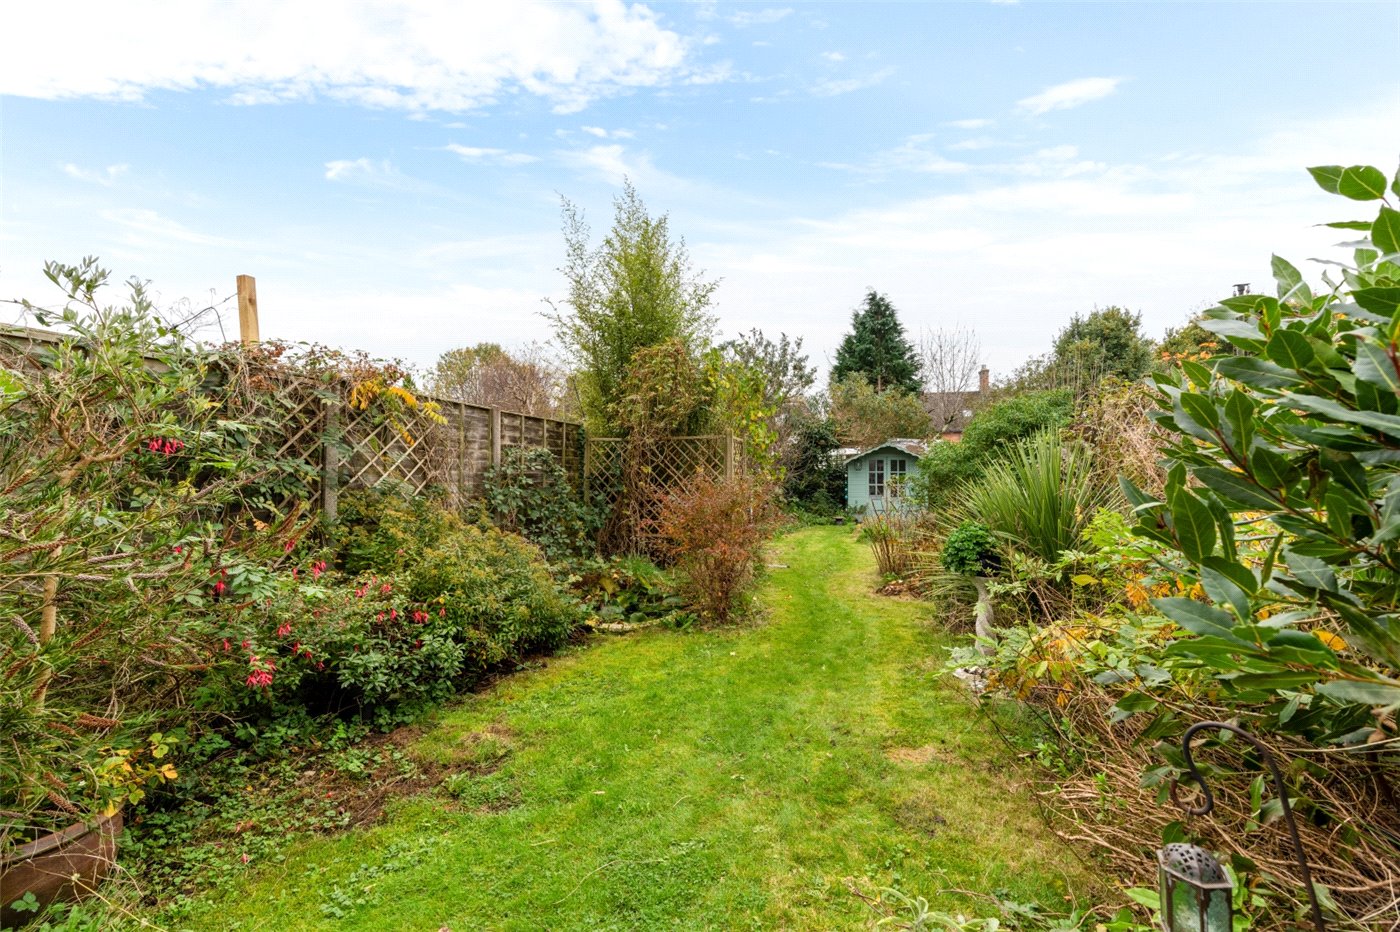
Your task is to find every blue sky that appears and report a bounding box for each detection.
[1,0,1397,381]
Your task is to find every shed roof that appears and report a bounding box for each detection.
[844,438,930,465]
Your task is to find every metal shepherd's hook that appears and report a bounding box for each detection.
[1171,721,1326,932]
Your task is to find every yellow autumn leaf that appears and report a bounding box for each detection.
[1316,630,1347,651]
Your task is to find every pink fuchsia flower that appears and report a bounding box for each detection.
[389,608,398,621]
[380,583,392,595]
[439,607,446,618]
[276,622,292,637]
[283,538,295,553]
[213,579,227,595]
[244,655,274,689]
[311,561,326,579]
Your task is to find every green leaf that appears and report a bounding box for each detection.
[1264,329,1315,370]
[1315,678,1400,709]
[1213,356,1305,390]
[1307,165,1344,195]
[1230,671,1321,691]
[1284,548,1338,593]
[1337,165,1390,201]
[1271,254,1312,304]
[1222,389,1255,453]
[1168,485,1216,562]
[1152,597,1251,646]
[1394,164,1400,198]
[1373,206,1400,255]
[1353,288,1400,316]
[1202,555,1257,594]
[1200,317,1265,343]
[1172,394,1217,443]
[1200,564,1250,622]
[1195,466,1280,510]
[1324,220,1375,232]
[1353,340,1400,394]
[1281,391,1400,440]
[1179,392,1220,430]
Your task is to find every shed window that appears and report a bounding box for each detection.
[868,458,884,498]
[889,459,907,496]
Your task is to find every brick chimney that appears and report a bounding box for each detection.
[978,366,990,394]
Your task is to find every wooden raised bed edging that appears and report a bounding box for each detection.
[0,811,122,926]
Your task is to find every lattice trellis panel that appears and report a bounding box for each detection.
[585,434,742,554]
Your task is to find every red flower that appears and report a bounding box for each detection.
[390,608,398,621]
[283,538,295,553]
[380,583,392,595]
[311,561,326,579]
[213,579,227,595]
[276,622,292,637]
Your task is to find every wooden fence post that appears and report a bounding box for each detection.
[322,402,341,525]
[236,275,259,344]
[490,408,502,466]
[723,433,735,480]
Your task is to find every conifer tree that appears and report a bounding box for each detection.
[829,289,921,394]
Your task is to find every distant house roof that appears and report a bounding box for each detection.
[844,438,930,465]
[923,366,993,435]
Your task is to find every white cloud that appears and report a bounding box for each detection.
[579,126,635,139]
[947,118,993,130]
[99,208,232,248]
[442,144,539,166]
[947,137,996,151]
[810,67,894,98]
[729,8,793,26]
[1016,77,1123,116]
[62,163,128,186]
[324,158,399,183]
[821,51,846,63]
[1,0,695,114]
[820,134,969,176]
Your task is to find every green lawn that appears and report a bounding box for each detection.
[166,526,1089,930]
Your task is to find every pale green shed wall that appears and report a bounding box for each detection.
[846,448,920,513]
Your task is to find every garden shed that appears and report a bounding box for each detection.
[845,439,927,513]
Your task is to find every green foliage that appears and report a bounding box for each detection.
[830,376,932,448]
[717,328,816,418]
[961,431,1114,569]
[483,446,595,563]
[1123,162,1400,737]
[830,289,922,395]
[547,180,718,434]
[1053,306,1154,381]
[942,521,998,576]
[571,556,690,627]
[782,412,846,512]
[329,487,584,711]
[1012,308,1154,396]
[960,389,1074,451]
[0,259,292,833]
[909,389,1073,511]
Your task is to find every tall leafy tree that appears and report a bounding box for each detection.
[1051,305,1154,386]
[546,180,718,434]
[830,289,921,394]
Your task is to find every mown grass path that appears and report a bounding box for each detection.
[175,526,1086,930]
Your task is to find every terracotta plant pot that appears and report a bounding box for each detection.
[0,811,122,927]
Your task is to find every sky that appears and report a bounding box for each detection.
[1,0,1397,383]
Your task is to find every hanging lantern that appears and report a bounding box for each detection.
[1156,843,1233,932]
